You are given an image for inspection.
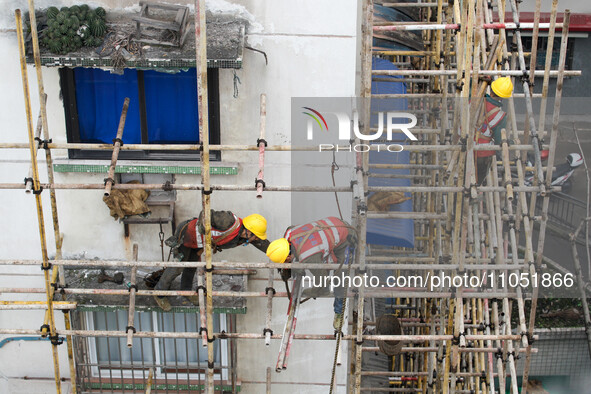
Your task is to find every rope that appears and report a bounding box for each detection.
[331,151,344,220]
[329,244,356,394]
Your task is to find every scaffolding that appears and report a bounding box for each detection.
[0,0,584,393]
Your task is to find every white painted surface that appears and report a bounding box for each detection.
[0,1,357,393]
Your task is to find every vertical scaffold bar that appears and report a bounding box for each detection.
[15,8,62,394]
[194,0,214,392]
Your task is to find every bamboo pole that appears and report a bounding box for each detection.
[0,141,551,152]
[194,0,214,390]
[0,301,76,310]
[256,93,267,198]
[0,258,534,269]
[126,244,138,348]
[264,269,274,346]
[538,0,559,136]
[522,11,571,394]
[0,328,528,341]
[0,182,558,193]
[103,98,130,197]
[353,0,373,391]
[15,9,62,393]
[196,267,207,346]
[570,219,591,359]
[373,22,563,32]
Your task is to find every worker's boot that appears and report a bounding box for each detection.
[154,296,172,312]
[333,313,344,331]
[185,295,200,306]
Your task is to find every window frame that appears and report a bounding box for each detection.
[84,310,229,382]
[59,67,221,161]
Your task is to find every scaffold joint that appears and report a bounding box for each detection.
[202,189,212,196]
[126,325,136,334]
[257,138,268,147]
[265,287,276,296]
[112,138,124,146]
[196,285,207,295]
[162,181,173,191]
[35,137,52,150]
[255,178,266,189]
[263,328,273,336]
[39,324,50,337]
[49,334,64,346]
[23,177,33,187]
[41,262,52,271]
[32,186,43,195]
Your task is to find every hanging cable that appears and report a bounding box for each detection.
[331,150,344,220]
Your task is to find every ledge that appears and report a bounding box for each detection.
[53,160,238,175]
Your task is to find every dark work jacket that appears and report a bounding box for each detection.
[198,209,270,253]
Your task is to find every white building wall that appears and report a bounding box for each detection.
[0,1,358,393]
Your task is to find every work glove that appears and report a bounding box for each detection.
[333,313,344,331]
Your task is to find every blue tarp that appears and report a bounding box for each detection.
[366,57,414,248]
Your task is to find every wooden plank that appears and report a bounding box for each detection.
[139,1,187,12]
[132,15,180,31]
[135,38,177,47]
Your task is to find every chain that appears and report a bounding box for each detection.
[233,69,241,98]
[329,244,355,393]
[158,222,165,261]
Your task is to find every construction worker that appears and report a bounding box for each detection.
[266,217,357,330]
[153,211,269,311]
[475,76,513,185]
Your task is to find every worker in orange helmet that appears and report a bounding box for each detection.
[153,211,269,311]
[266,217,357,331]
[475,76,513,185]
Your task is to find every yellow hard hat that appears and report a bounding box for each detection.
[491,77,513,98]
[266,238,290,263]
[242,214,267,240]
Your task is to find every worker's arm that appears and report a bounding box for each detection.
[251,238,271,253]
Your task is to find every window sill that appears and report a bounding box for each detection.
[53,159,239,176]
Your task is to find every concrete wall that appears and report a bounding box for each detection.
[0,1,358,393]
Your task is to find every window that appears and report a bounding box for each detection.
[60,67,220,160]
[518,35,575,70]
[81,310,228,385]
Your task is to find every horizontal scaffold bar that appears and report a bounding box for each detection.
[0,287,522,300]
[372,69,581,77]
[0,142,548,152]
[373,22,563,31]
[0,259,529,270]
[0,328,532,342]
[0,183,558,194]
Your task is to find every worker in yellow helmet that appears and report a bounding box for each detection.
[152,211,269,311]
[266,217,357,330]
[475,76,513,185]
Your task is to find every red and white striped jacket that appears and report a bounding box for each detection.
[476,97,507,158]
[183,214,242,249]
[284,217,350,263]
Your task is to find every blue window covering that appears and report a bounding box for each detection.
[144,69,199,144]
[73,68,199,145]
[74,68,142,144]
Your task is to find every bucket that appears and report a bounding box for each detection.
[376,314,404,356]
